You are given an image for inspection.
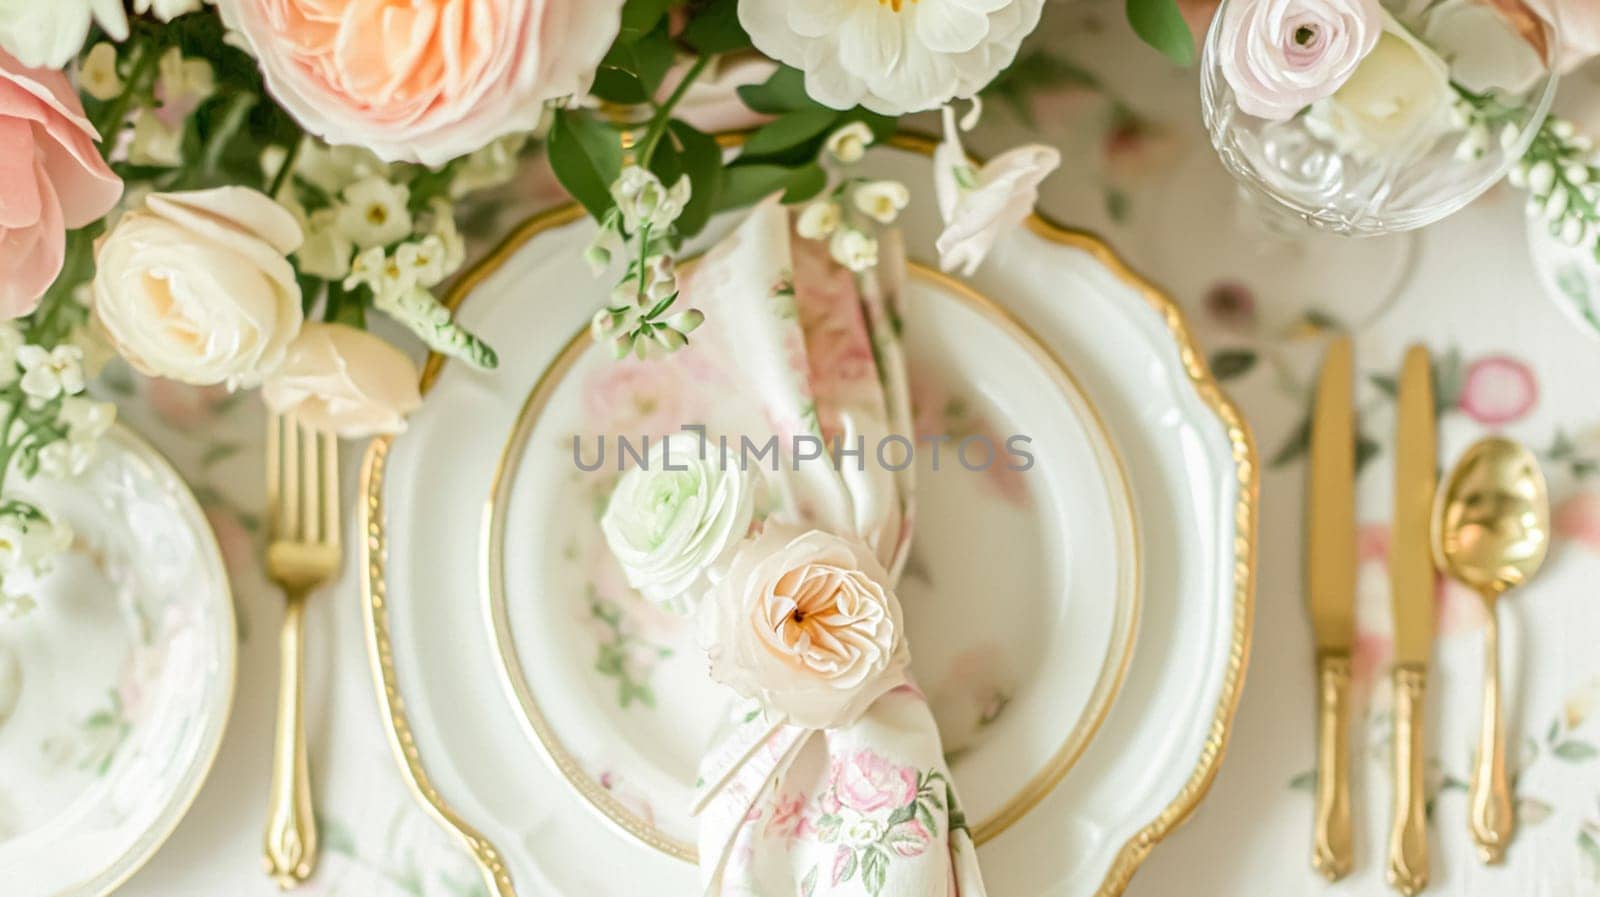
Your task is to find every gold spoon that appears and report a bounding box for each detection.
[1432,436,1551,864]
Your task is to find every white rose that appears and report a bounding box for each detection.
[739,0,1044,115]
[1218,0,1383,121]
[92,187,304,389]
[0,0,127,70]
[601,436,755,611]
[933,106,1059,276]
[704,528,909,730]
[261,322,422,438]
[1305,13,1454,162]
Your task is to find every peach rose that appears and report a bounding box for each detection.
[262,322,422,437]
[0,50,121,318]
[217,0,625,165]
[704,528,909,730]
[92,187,303,389]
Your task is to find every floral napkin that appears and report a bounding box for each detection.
[599,201,984,896]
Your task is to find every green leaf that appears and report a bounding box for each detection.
[1580,830,1600,880]
[861,847,888,897]
[1287,770,1315,791]
[1554,741,1600,762]
[682,0,752,53]
[666,120,723,237]
[737,65,812,114]
[547,109,622,221]
[720,163,826,209]
[1126,0,1196,66]
[836,849,858,884]
[741,108,839,157]
[591,22,677,103]
[618,0,675,39]
[1210,349,1257,381]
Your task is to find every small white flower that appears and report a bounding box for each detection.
[824,122,874,164]
[157,47,214,105]
[296,208,355,280]
[1561,216,1587,246]
[643,254,677,303]
[134,0,202,21]
[1545,184,1569,220]
[58,396,114,444]
[294,139,391,196]
[80,42,122,101]
[17,345,85,402]
[1565,164,1590,186]
[337,177,413,249]
[853,181,910,224]
[828,228,879,272]
[395,236,449,288]
[796,201,842,240]
[1529,160,1556,196]
[610,166,692,232]
[450,133,528,198]
[585,218,625,275]
[128,109,184,168]
[1508,161,1530,189]
[1500,124,1522,151]
[0,512,72,587]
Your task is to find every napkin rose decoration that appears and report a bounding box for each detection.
[262,322,422,438]
[704,528,909,730]
[601,437,756,610]
[1219,0,1382,121]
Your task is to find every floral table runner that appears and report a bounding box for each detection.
[114,2,1600,895]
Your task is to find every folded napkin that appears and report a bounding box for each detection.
[604,202,985,897]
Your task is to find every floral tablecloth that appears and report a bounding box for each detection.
[115,2,1600,895]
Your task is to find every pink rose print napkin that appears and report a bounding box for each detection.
[670,203,986,897]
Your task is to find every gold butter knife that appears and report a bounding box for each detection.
[1388,346,1436,895]
[1308,334,1356,881]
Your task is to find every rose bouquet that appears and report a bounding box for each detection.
[0,0,1198,611]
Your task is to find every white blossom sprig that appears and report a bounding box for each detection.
[792,125,909,273]
[585,165,705,359]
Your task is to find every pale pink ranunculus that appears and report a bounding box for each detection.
[704,528,908,730]
[216,0,624,166]
[1218,0,1383,121]
[262,322,422,438]
[1458,355,1538,425]
[0,50,121,318]
[833,748,918,814]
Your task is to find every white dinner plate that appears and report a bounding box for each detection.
[0,424,235,897]
[482,262,1139,857]
[360,138,1256,897]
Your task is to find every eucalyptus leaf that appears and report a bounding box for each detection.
[1127,0,1196,66]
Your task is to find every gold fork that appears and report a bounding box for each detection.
[262,412,341,888]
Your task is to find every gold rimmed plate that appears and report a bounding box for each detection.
[482,261,1140,859]
[360,137,1256,897]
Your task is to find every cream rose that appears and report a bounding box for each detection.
[601,436,755,610]
[261,323,422,438]
[92,187,303,389]
[704,528,909,730]
[1305,13,1454,162]
[1218,0,1382,121]
[217,0,624,166]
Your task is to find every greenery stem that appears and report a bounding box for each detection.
[199,92,258,180]
[636,54,712,169]
[268,136,303,198]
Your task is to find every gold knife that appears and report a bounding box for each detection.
[1308,334,1356,881]
[1388,346,1436,895]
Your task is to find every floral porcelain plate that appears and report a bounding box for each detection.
[482,262,1140,857]
[361,139,1256,897]
[0,424,234,897]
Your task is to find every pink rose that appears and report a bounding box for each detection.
[1458,355,1538,425]
[833,748,917,814]
[262,322,422,438]
[704,528,909,730]
[0,50,121,318]
[217,0,625,165]
[1218,0,1382,121]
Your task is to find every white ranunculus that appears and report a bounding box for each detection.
[92,187,304,389]
[1218,0,1383,121]
[704,528,909,730]
[933,106,1059,276]
[0,0,127,70]
[1305,13,1454,162]
[601,436,756,611]
[262,322,422,438]
[739,0,1045,115]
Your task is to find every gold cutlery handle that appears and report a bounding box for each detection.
[1388,665,1429,894]
[1314,652,1353,881]
[1470,604,1513,864]
[264,592,318,887]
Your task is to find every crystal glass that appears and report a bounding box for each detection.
[1185,0,1561,339]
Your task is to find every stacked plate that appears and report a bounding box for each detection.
[360,139,1256,896]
